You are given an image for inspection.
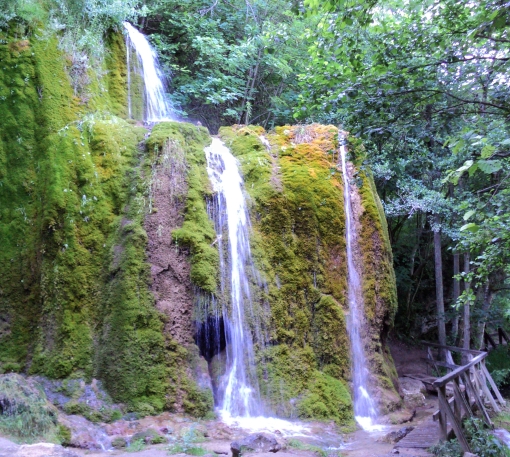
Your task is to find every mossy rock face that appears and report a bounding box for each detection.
[218,124,399,421]
[0,27,212,418]
[219,124,352,423]
[345,137,400,411]
[0,374,59,442]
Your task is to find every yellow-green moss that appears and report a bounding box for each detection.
[105,31,128,118]
[220,124,353,423]
[0,26,212,416]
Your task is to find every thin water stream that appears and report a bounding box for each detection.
[339,137,379,431]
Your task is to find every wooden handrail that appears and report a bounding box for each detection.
[422,341,484,355]
[433,352,487,388]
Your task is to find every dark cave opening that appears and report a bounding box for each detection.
[195,316,227,362]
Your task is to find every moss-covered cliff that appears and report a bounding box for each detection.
[0,20,398,425]
[0,23,212,416]
[215,125,399,421]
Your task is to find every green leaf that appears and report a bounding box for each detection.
[463,210,476,221]
[477,160,502,174]
[460,223,479,233]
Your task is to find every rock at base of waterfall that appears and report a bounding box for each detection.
[14,443,78,457]
[398,377,426,408]
[0,437,19,457]
[231,433,284,457]
[131,428,167,444]
[379,426,414,444]
[58,414,112,450]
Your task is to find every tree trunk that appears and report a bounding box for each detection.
[474,282,493,350]
[434,214,446,355]
[451,252,460,344]
[463,253,471,361]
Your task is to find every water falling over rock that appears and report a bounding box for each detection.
[339,136,379,430]
[123,22,173,122]
[203,137,265,418]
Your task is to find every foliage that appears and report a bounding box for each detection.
[168,425,208,456]
[0,374,59,443]
[486,346,510,388]
[430,418,510,457]
[143,0,310,132]
[299,0,510,340]
[287,438,343,457]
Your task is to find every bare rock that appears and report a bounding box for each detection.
[0,437,19,457]
[399,377,426,408]
[14,443,78,457]
[58,414,111,450]
[379,426,414,444]
[231,433,282,457]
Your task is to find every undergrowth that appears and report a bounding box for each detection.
[430,418,510,457]
[167,425,208,456]
[487,347,510,388]
[0,374,59,443]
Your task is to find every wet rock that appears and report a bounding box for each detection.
[111,436,127,448]
[13,443,78,457]
[0,437,19,457]
[131,428,166,444]
[379,426,414,444]
[34,376,122,423]
[399,377,426,409]
[58,414,112,450]
[231,433,282,457]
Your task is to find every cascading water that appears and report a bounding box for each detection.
[339,135,378,431]
[204,137,264,419]
[123,22,173,122]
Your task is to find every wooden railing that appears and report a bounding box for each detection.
[423,342,506,453]
[484,326,510,350]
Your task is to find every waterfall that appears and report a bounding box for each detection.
[204,137,264,418]
[123,22,173,122]
[339,136,378,430]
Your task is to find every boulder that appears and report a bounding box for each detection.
[379,426,414,444]
[231,433,282,457]
[131,428,166,444]
[398,377,426,408]
[58,414,111,450]
[14,443,78,457]
[0,437,19,457]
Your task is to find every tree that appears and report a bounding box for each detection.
[143,0,311,132]
[299,0,510,341]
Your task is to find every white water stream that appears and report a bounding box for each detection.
[205,138,263,418]
[339,138,379,431]
[123,22,173,122]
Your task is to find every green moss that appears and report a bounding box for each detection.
[0,27,205,416]
[105,31,128,118]
[147,122,218,294]
[219,125,352,422]
[258,345,353,424]
[296,371,353,425]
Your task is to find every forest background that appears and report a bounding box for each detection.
[2,0,510,362]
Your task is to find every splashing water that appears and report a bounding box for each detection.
[123,22,173,122]
[205,137,264,418]
[339,136,379,431]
